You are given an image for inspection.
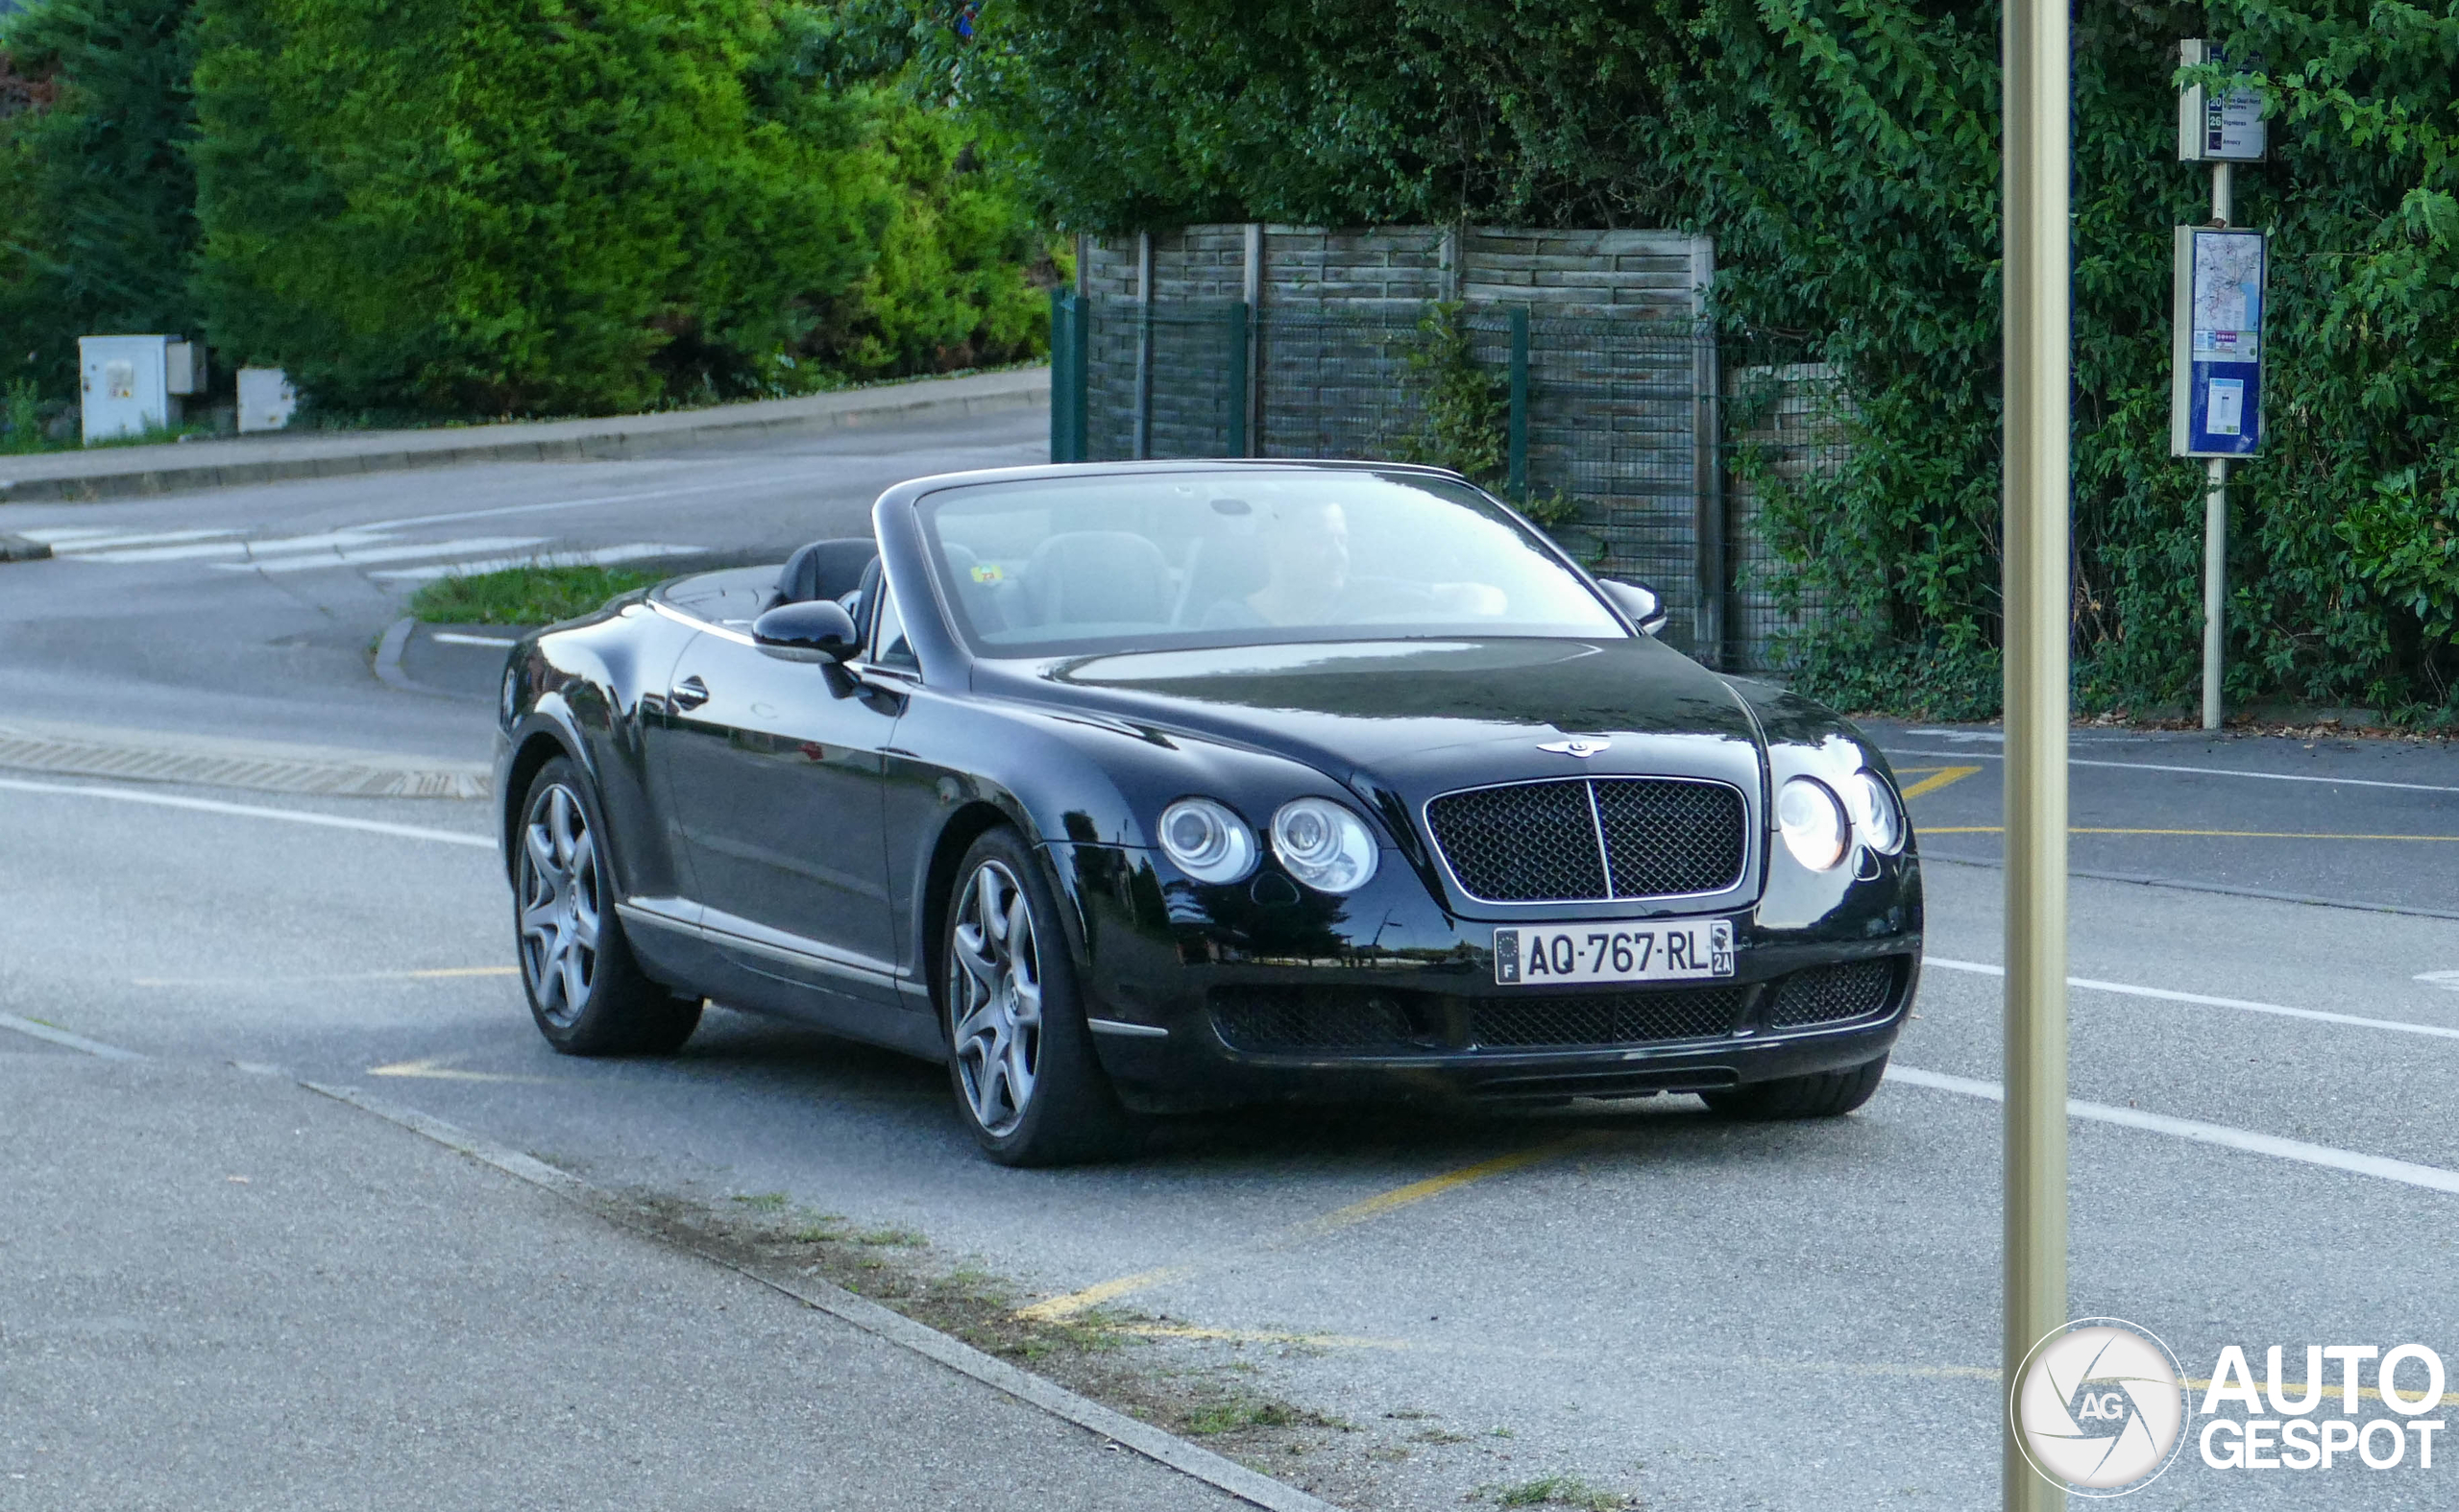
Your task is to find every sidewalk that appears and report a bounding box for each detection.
[0,1049,1248,1512]
[0,367,1050,505]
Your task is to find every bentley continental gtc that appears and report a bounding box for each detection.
[495,461,1922,1164]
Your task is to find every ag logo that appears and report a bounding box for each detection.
[2010,1318,2190,1496]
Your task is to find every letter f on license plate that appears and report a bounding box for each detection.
[1493,920,1736,986]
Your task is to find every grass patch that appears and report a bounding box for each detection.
[1486,1475,1631,1510]
[729,1192,791,1211]
[855,1227,928,1248]
[408,564,665,625]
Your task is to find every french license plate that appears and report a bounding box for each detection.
[1493,920,1736,986]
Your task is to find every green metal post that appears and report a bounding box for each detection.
[1070,290,1091,462]
[1225,302,1250,457]
[1507,306,1529,496]
[1049,288,1073,463]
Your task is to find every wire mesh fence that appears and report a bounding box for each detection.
[1049,293,1848,675]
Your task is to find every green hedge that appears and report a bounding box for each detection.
[969,0,2459,721]
[0,0,1056,420]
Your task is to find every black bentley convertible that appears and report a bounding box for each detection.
[496,460,1922,1164]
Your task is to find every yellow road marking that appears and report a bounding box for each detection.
[1282,1134,1601,1243]
[1121,1324,1408,1350]
[1924,826,2459,841]
[1897,766,1984,800]
[136,965,518,987]
[1015,1266,1200,1322]
[367,1056,551,1084]
[1014,1132,1598,1322]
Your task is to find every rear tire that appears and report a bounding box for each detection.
[939,827,1132,1166]
[515,757,701,1056]
[1701,1054,1887,1120]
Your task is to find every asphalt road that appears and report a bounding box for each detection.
[0,406,1046,756]
[9,418,2459,1507]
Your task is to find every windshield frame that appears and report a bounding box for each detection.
[907,465,1634,662]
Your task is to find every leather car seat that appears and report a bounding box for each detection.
[768,538,878,611]
[1024,532,1171,628]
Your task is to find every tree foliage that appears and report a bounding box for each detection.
[970,0,2459,719]
[1,0,1054,419]
[0,0,202,398]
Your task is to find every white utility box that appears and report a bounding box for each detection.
[79,334,205,444]
[236,367,298,433]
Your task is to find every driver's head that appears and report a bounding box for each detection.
[1262,498,1349,597]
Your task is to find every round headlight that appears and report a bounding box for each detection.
[1270,797,1379,893]
[1777,776,1850,871]
[1157,797,1256,884]
[1846,769,1905,855]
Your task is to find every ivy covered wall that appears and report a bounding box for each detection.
[969,0,2459,720]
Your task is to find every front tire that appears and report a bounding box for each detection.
[1701,1054,1888,1119]
[940,828,1131,1166]
[515,757,701,1056]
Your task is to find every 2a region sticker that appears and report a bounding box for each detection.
[2010,1318,2191,1496]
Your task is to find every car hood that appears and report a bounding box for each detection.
[977,637,1765,796]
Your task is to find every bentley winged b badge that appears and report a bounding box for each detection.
[1536,738,1613,758]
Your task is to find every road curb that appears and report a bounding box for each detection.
[0,716,490,799]
[0,532,51,561]
[372,617,425,699]
[291,1080,1341,1512]
[5,1014,1331,1510]
[0,367,1049,505]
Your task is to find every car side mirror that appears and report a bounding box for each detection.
[1600,578,1668,636]
[752,599,861,663]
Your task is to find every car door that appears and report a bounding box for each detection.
[650,620,905,1006]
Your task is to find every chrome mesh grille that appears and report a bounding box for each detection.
[1424,777,1746,903]
[1764,959,1898,1028]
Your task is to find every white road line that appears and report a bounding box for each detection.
[1887,1063,2459,1199]
[1924,956,2459,1043]
[0,1012,146,1060]
[362,472,817,532]
[0,775,496,848]
[34,527,241,551]
[371,543,706,582]
[429,631,520,647]
[216,535,550,573]
[73,530,395,564]
[1887,745,2459,795]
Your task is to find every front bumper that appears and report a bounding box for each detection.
[1047,841,1922,1113]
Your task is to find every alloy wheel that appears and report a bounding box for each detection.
[948,858,1042,1136]
[518,783,601,1026]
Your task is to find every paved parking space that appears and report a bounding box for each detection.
[10,753,2459,1507]
[1868,719,2459,915]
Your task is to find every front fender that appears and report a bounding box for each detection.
[496,597,696,902]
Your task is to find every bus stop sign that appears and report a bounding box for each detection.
[2171,227,2266,457]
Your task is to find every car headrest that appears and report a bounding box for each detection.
[1173,534,1270,623]
[1025,531,1170,627]
[769,538,877,609]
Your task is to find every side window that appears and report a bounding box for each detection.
[871,583,918,667]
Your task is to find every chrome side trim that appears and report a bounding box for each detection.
[1419,773,1753,909]
[1086,1018,1170,1039]
[617,896,705,932]
[619,895,905,989]
[649,597,756,646]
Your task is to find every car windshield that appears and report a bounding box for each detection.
[917,470,1626,656]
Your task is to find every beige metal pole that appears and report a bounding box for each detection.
[2203,457,2228,730]
[2202,162,2232,732]
[2003,0,2070,1505]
